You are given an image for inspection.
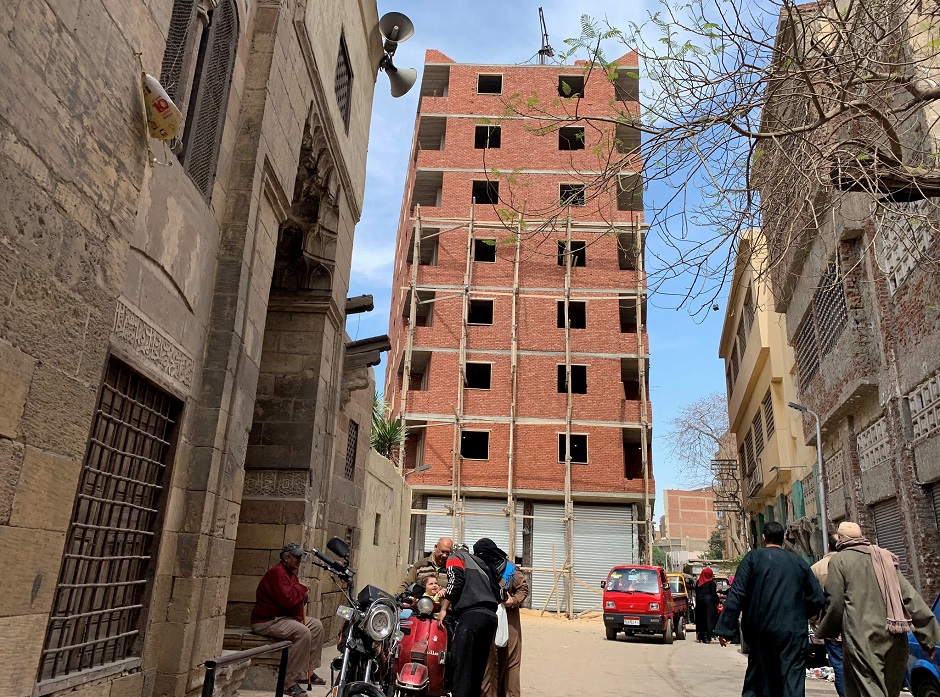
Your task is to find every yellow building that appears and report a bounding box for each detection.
[719,232,819,554]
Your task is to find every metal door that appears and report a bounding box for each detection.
[423,496,522,558]
[872,498,908,572]
[530,502,566,613]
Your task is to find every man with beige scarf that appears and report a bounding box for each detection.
[817,521,940,697]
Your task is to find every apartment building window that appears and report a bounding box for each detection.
[473,238,497,262]
[344,420,359,480]
[559,126,585,150]
[477,74,502,94]
[557,240,586,267]
[794,315,819,390]
[743,285,756,332]
[474,125,501,149]
[40,359,181,683]
[560,184,586,207]
[557,364,587,394]
[795,259,848,390]
[752,412,764,456]
[558,434,588,463]
[557,301,586,329]
[334,33,354,132]
[464,362,492,390]
[467,299,494,325]
[827,449,846,491]
[742,431,756,474]
[460,430,490,459]
[558,75,584,97]
[736,314,749,358]
[763,391,775,438]
[472,180,499,204]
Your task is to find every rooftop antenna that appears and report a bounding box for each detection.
[538,7,554,64]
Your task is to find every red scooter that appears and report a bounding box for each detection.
[395,585,449,696]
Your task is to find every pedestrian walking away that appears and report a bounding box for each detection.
[402,536,453,591]
[714,521,825,697]
[250,543,325,697]
[816,521,940,697]
[695,567,720,644]
[811,534,846,697]
[440,540,503,697]
[481,539,528,697]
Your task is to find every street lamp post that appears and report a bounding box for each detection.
[788,402,829,556]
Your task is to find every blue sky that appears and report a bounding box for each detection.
[348,1,730,517]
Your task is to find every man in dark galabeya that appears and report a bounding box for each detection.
[715,521,825,697]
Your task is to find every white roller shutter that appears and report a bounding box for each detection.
[423,496,522,557]
[872,498,908,572]
[530,502,638,613]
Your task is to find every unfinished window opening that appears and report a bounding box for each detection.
[474,125,501,149]
[558,75,584,97]
[557,240,586,267]
[619,295,647,333]
[406,227,440,266]
[419,64,450,97]
[558,434,588,464]
[557,364,587,394]
[559,127,585,151]
[473,238,497,263]
[344,420,359,480]
[560,184,586,207]
[614,73,640,102]
[468,299,494,325]
[615,122,641,154]
[464,362,492,390]
[623,428,645,479]
[399,351,431,392]
[621,358,646,400]
[460,430,490,459]
[617,234,639,270]
[403,424,426,472]
[477,74,502,94]
[557,301,586,329]
[472,180,499,205]
[416,116,447,153]
[412,170,443,209]
[617,173,643,211]
[403,290,435,327]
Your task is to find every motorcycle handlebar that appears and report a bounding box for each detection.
[309,547,348,576]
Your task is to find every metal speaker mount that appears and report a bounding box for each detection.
[378,11,416,98]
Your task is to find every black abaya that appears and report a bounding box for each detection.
[695,579,720,642]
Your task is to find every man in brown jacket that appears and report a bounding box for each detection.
[482,558,528,697]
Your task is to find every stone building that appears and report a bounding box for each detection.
[0,1,397,695]
[759,2,940,594]
[383,50,651,614]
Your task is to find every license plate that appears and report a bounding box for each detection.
[624,618,640,626]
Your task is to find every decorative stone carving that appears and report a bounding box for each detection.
[112,299,195,388]
[244,469,308,498]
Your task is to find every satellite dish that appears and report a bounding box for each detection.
[377,11,416,98]
[379,12,414,46]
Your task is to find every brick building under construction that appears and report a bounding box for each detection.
[384,49,652,613]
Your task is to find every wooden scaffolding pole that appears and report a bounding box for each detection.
[506,213,523,560]
[563,213,574,619]
[636,226,653,563]
[398,206,423,473]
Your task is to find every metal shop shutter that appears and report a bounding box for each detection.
[530,502,566,613]
[423,496,522,557]
[872,498,908,572]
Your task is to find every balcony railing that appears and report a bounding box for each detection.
[746,461,763,497]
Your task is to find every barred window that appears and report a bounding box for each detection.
[794,315,819,391]
[335,33,354,132]
[159,0,197,102]
[763,391,775,438]
[752,412,764,456]
[40,359,180,685]
[908,372,940,440]
[180,0,238,198]
[827,449,845,491]
[814,261,848,353]
[742,285,756,333]
[743,431,756,474]
[344,420,359,480]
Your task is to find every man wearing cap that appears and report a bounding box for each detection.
[817,521,940,697]
[252,543,325,697]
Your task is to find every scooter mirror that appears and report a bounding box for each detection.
[407,582,425,598]
[327,536,350,559]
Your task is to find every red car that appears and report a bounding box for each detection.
[602,565,687,643]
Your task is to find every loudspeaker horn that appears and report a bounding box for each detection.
[379,12,414,44]
[387,66,417,98]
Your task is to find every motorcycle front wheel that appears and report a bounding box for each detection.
[341,681,387,697]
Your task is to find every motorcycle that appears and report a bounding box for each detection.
[394,584,449,696]
[306,537,403,697]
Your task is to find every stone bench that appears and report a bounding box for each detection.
[222,628,284,667]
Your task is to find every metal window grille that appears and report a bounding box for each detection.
[826,449,845,491]
[752,412,764,456]
[335,33,354,132]
[344,420,359,481]
[857,416,891,473]
[802,472,815,511]
[39,359,180,683]
[742,285,756,333]
[738,444,747,476]
[182,0,238,198]
[159,0,197,101]
[908,373,940,440]
[794,315,819,391]
[814,261,848,354]
[736,314,748,357]
[730,343,740,387]
[743,431,755,475]
[763,391,775,438]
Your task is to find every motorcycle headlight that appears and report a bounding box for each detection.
[416,596,435,617]
[364,602,396,641]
